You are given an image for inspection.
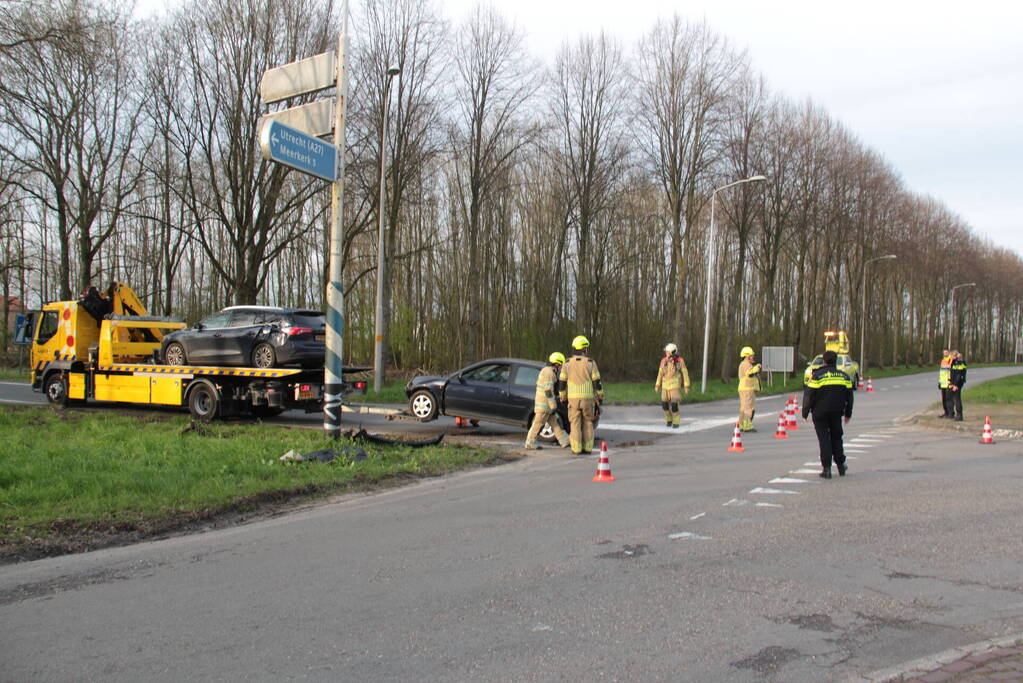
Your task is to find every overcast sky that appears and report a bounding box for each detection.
[438,0,1022,255]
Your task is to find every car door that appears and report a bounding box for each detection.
[226,309,262,366]
[186,311,231,363]
[507,363,541,423]
[443,362,511,420]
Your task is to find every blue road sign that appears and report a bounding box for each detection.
[260,119,337,182]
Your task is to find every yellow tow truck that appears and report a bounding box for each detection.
[803,330,861,389]
[22,283,364,421]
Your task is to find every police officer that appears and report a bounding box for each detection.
[737,346,761,432]
[655,343,691,428]
[524,352,571,449]
[938,349,954,417]
[802,350,854,479]
[558,335,603,454]
[948,350,967,421]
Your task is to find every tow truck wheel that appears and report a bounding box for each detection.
[252,343,276,369]
[164,342,187,366]
[409,390,438,421]
[43,373,68,407]
[188,382,219,422]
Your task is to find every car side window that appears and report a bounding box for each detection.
[229,310,257,327]
[255,312,284,326]
[200,312,231,329]
[512,365,540,387]
[463,364,511,383]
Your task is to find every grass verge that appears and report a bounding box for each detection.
[914,372,1023,436]
[0,406,503,562]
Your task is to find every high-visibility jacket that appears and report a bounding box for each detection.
[737,358,761,392]
[655,355,691,392]
[949,358,967,388]
[534,364,559,412]
[559,354,603,401]
[938,354,953,388]
[802,366,854,418]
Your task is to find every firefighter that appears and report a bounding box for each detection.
[801,350,854,478]
[948,350,967,421]
[654,342,690,428]
[938,349,954,417]
[558,335,603,454]
[524,352,571,450]
[737,346,761,432]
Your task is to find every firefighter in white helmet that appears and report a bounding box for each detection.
[654,342,690,428]
[524,352,571,450]
[737,346,762,431]
[558,335,603,454]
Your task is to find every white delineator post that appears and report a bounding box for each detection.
[324,17,350,438]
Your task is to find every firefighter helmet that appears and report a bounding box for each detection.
[740,346,754,358]
[571,335,590,350]
[664,343,678,354]
[548,351,566,365]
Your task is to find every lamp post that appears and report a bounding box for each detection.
[859,254,897,377]
[700,174,767,393]
[947,282,976,349]
[373,65,401,394]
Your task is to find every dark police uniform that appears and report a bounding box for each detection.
[802,364,854,477]
[949,356,967,420]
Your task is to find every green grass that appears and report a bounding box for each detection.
[963,373,1023,404]
[0,367,28,382]
[0,406,495,547]
[346,378,408,404]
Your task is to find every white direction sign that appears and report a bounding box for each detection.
[260,51,336,104]
[261,98,335,138]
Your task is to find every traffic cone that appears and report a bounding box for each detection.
[866,377,874,393]
[773,412,789,439]
[592,441,616,482]
[455,416,466,427]
[727,423,745,452]
[786,395,800,430]
[858,376,864,390]
[980,416,995,444]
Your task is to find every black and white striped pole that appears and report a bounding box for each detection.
[324,13,350,439]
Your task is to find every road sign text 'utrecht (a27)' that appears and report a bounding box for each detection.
[259,119,337,182]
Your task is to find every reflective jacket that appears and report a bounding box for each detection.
[938,354,953,388]
[559,354,603,401]
[655,355,691,392]
[534,364,559,412]
[737,358,761,392]
[802,366,854,418]
[950,358,967,389]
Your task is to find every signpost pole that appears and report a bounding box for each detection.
[324,13,349,439]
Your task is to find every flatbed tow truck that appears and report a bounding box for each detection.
[21,283,365,421]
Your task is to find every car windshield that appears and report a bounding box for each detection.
[200,312,231,328]
[809,355,823,365]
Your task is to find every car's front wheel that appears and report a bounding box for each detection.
[164,342,187,366]
[409,390,438,421]
[252,343,276,369]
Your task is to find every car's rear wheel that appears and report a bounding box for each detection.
[252,343,276,369]
[164,342,187,366]
[409,390,438,421]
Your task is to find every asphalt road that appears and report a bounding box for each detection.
[2,368,1022,682]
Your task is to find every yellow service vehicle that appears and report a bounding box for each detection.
[803,330,860,389]
[23,283,364,421]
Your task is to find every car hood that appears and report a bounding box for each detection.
[408,374,447,388]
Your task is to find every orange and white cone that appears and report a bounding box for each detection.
[858,376,864,390]
[786,395,800,430]
[980,416,995,444]
[727,423,745,452]
[592,441,616,482]
[773,412,789,439]
[866,377,874,393]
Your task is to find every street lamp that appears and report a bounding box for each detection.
[947,282,976,349]
[700,174,767,393]
[859,254,897,377]
[373,65,401,393]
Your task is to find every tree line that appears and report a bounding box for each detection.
[1,0,1020,381]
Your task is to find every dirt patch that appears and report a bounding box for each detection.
[0,450,522,566]
[911,403,1023,439]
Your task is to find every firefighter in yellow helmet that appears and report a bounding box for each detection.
[737,346,762,432]
[655,342,690,428]
[558,335,603,454]
[524,352,571,450]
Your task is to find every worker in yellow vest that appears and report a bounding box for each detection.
[524,352,571,450]
[737,346,762,432]
[655,343,690,428]
[558,335,603,454]
[938,349,954,418]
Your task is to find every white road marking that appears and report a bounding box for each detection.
[791,469,819,474]
[756,502,783,508]
[689,512,706,520]
[723,498,748,506]
[749,487,800,495]
[857,434,893,438]
[845,448,869,453]
[0,381,29,386]
[768,477,811,484]
[803,462,819,467]
[669,531,712,540]
[0,398,43,404]
[598,412,780,435]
